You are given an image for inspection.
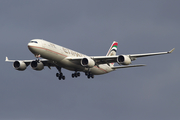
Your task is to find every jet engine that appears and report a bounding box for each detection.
[81,58,95,68]
[13,61,27,71]
[31,61,44,70]
[117,55,131,65]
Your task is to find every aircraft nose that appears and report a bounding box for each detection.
[27,42,31,47]
[28,42,34,48]
[28,42,33,52]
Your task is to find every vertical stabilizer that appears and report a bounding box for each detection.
[106,41,118,66]
[106,41,118,56]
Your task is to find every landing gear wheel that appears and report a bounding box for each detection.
[56,66,66,80]
[62,76,65,80]
[86,71,94,79]
[72,72,80,78]
[87,75,91,79]
[75,74,77,78]
[77,72,80,76]
[56,73,59,77]
[72,74,74,78]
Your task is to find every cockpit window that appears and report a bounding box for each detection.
[30,41,38,43]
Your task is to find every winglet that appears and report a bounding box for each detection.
[5,57,15,62]
[5,57,9,61]
[168,48,175,53]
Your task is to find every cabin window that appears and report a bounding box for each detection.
[30,41,38,43]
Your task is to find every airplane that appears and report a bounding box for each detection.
[5,39,175,80]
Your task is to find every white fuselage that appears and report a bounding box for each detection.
[28,39,114,75]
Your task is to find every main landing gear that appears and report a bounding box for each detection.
[71,71,94,79]
[56,66,65,80]
[55,67,94,80]
[85,71,94,79]
[72,71,80,78]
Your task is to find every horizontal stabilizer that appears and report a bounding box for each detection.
[111,64,145,69]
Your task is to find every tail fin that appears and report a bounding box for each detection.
[106,41,118,67]
[106,41,118,56]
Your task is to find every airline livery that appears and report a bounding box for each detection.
[6,39,175,80]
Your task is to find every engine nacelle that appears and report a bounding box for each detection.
[31,61,44,71]
[81,58,95,68]
[13,61,27,71]
[117,55,131,65]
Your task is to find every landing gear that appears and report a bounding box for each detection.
[55,67,94,80]
[35,54,41,62]
[72,71,80,78]
[56,66,65,80]
[85,71,94,79]
[56,73,65,80]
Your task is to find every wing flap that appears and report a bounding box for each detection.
[66,56,118,65]
[111,64,145,69]
[91,56,117,64]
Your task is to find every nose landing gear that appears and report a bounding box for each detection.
[35,54,41,62]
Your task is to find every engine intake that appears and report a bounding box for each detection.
[117,55,131,65]
[31,61,44,70]
[81,58,95,68]
[13,61,27,71]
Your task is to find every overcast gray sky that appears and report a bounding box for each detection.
[0,0,180,120]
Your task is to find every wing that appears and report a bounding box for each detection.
[129,48,175,60]
[94,48,175,64]
[66,48,174,65]
[5,57,55,67]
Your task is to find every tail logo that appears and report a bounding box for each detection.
[106,41,118,56]
[111,42,118,52]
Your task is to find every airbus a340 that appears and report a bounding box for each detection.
[6,39,174,80]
